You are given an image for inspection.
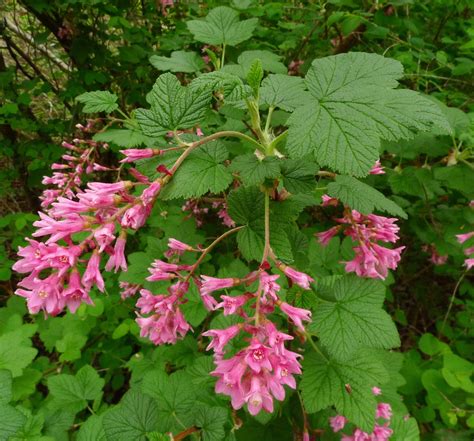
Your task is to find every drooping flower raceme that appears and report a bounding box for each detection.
[135,238,314,415]
[316,197,405,279]
[456,230,474,269]
[13,126,173,317]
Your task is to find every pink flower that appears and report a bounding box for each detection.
[121,203,150,230]
[146,259,188,282]
[168,238,193,252]
[282,266,314,289]
[369,160,385,175]
[372,424,393,440]
[87,181,129,195]
[136,289,161,314]
[430,249,448,266]
[149,260,190,273]
[218,208,235,228]
[141,182,161,205]
[200,276,236,296]
[105,236,127,272]
[50,197,90,217]
[136,300,190,345]
[330,415,347,432]
[376,402,392,420]
[279,302,311,331]
[94,223,115,252]
[82,251,105,292]
[321,194,339,207]
[244,341,273,373]
[196,128,204,137]
[119,149,157,163]
[201,291,219,311]
[245,376,274,415]
[63,271,92,313]
[456,231,474,244]
[146,269,176,282]
[372,386,382,396]
[16,274,64,316]
[260,273,280,301]
[465,258,474,269]
[345,243,405,279]
[202,325,240,354]
[352,429,371,441]
[33,212,85,243]
[119,282,140,299]
[316,226,340,246]
[216,294,248,315]
[210,324,302,415]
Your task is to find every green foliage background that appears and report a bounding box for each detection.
[0,0,473,440]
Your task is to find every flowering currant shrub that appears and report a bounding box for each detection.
[11,6,465,440]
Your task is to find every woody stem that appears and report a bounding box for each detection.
[255,190,272,325]
[185,226,245,282]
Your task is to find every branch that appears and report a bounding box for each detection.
[4,18,71,72]
[332,7,376,54]
[2,35,72,112]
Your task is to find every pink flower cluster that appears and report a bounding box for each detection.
[200,264,313,415]
[209,323,302,415]
[40,125,112,208]
[136,237,315,415]
[316,198,405,279]
[13,127,171,316]
[212,200,236,228]
[183,198,235,228]
[136,282,191,345]
[421,244,448,266]
[329,388,393,441]
[456,231,474,270]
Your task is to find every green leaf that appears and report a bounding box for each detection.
[181,284,208,327]
[328,175,407,218]
[418,333,451,356]
[390,414,420,441]
[238,50,287,75]
[142,370,196,433]
[56,332,88,362]
[260,74,309,111]
[150,51,205,73]
[103,390,159,441]
[195,406,228,441]
[300,349,388,432]
[146,433,170,441]
[48,365,104,413]
[287,52,451,176]
[77,415,106,441]
[311,275,400,360]
[229,154,280,186]
[187,6,257,46]
[434,164,474,198]
[0,404,26,440]
[227,186,296,261]
[280,158,318,194]
[0,369,12,404]
[136,73,211,137]
[246,59,263,96]
[76,91,118,113]
[160,141,233,199]
[43,409,75,441]
[93,129,156,148]
[191,72,252,106]
[0,330,37,378]
[11,368,42,401]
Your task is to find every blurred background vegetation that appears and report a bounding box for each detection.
[0,1,473,440]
